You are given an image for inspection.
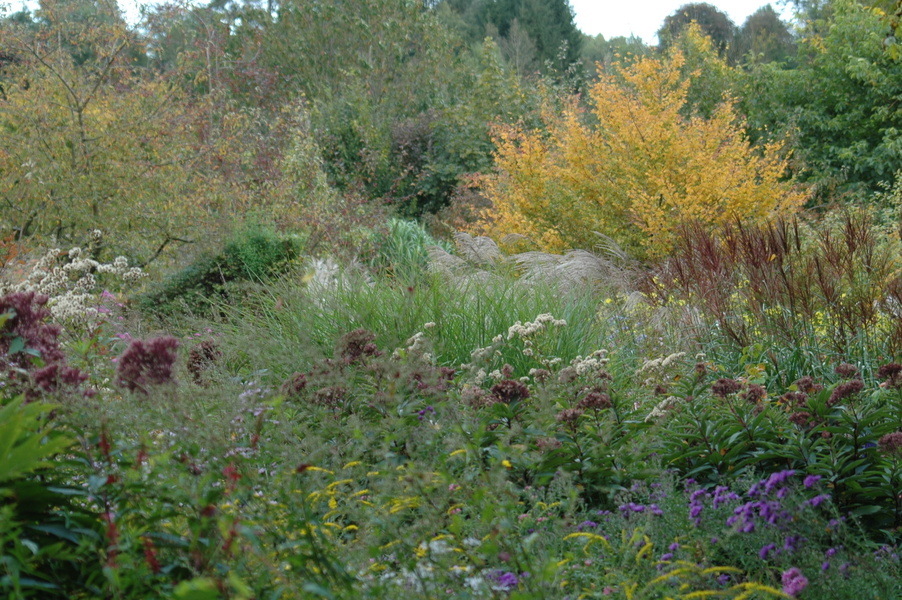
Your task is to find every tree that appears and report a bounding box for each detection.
[469,48,805,258]
[733,5,795,65]
[580,33,651,75]
[657,2,736,56]
[436,0,582,70]
[0,0,253,261]
[741,0,902,201]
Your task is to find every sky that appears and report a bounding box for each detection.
[3,0,796,43]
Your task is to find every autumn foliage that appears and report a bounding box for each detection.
[470,41,806,258]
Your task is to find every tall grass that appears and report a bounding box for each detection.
[217,266,639,382]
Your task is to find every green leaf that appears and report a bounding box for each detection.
[850,504,884,517]
[7,336,25,355]
[173,577,222,600]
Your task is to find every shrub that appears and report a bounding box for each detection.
[137,226,300,315]
[469,32,805,258]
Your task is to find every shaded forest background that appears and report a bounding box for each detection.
[2,0,902,265]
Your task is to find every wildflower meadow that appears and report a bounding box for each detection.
[4,0,902,598]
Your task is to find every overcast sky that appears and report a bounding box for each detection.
[3,0,795,43]
[571,1,795,43]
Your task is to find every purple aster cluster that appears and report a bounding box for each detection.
[781,567,808,596]
[488,570,520,591]
[617,501,664,518]
[689,488,710,527]
[687,484,742,527]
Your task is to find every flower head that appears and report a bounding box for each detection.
[781,567,808,597]
[712,378,741,398]
[878,432,902,457]
[491,379,530,404]
[115,337,179,394]
[828,380,863,406]
[878,363,902,388]
[834,363,859,379]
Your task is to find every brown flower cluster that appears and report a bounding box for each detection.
[712,378,741,398]
[578,391,612,411]
[490,379,530,404]
[827,380,863,406]
[878,432,902,457]
[878,363,902,389]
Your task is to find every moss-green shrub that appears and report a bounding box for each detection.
[137,227,301,315]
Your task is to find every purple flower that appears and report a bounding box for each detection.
[821,561,830,571]
[649,504,664,516]
[660,553,673,561]
[784,535,802,553]
[669,542,680,551]
[764,470,796,494]
[489,571,519,591]
[806,494,830,508]
[577,520,598,531]
[688,489,710,526]
[618,502,646,516]
[781,568,808,597]
[825,547,838,558]
[713,486,739,508]
[803,475,822,489]
[760,543,777,560]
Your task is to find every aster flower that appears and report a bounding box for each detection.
[803,475,822,488]
[488,570,519,591]
[781,567,808,597]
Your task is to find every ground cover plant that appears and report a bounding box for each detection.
[3,218,902,599]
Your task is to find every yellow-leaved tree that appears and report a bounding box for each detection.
[470,31,806,258]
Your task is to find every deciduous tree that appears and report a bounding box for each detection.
[470,47,805,258]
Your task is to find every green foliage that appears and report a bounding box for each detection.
[580,33,651,75]
[0,395,99,598]
[137,226,301,315]
[741,0,902,201]
[657,2,737,57]
[733,5,796,65]
[372,218,452,282]
[437,0,583,70]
